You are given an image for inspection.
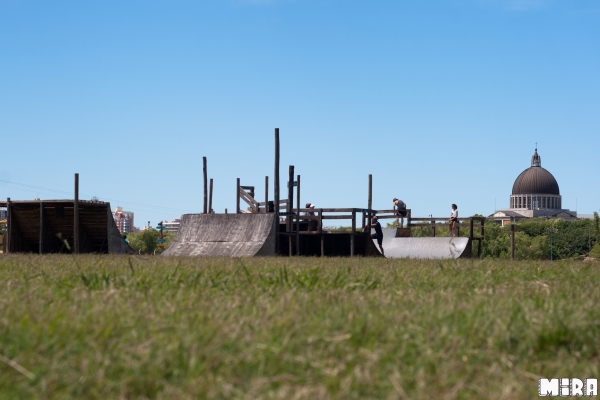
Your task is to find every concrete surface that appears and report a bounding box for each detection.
[374,228,471,259]
[162,213,276,257]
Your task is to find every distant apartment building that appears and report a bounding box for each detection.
[112,207,135,233]
[163,218,181,234]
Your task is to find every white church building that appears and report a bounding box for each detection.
[489,148,577,226]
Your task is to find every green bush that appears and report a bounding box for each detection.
[590,243,600,258]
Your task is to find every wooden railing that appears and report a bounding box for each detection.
[277,208,485,257]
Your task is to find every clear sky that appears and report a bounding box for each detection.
[1,0,599,227]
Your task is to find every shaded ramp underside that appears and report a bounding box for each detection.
[375,229,471,259]
[163,214,276,257]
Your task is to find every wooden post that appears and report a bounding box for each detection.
[511,223,515,260]
[362,211,366,232]
[481,218,485,240]
[367,174,372,234]
[351,209,356,256]
[208,178,213,214]
[225,208,228,214]
[5,197,10,254]
[407,209,412,231]
[287,165,294,256]
[274,128,280,251]
[264,176,269,213]
[470,218,474,240]
[296,174,300,256]
[431,219,435,237]
[236,178,240,214]
[39,202,44,254]
[319,208,324,257]
[74,173,79,254]
[203,157,208,214]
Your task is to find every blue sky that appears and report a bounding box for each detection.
[1,0,599,226]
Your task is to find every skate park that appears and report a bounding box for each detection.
[164,128,485,259]
[1,129,485,258]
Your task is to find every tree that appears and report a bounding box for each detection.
[127,229,175,254]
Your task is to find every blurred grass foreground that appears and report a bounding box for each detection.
[1,255,599,399]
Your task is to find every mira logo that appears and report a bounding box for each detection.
[538,378,597,397]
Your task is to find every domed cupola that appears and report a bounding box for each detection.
[510,148,562,210]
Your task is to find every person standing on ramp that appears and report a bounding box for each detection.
[369,216,385,256]
[449,204,459,237]
[393,198,407,228]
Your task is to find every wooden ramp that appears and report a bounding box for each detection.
[162,214,277,257]
[374,228,472,259]
[3,200,132,254]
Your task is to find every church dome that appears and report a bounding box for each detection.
[511,149,560,195]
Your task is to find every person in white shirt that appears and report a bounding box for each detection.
[449,204,458,237]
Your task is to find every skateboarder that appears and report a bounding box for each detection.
[449,204,459,237]
[393,198,407,228]
[304,203,317,231]
[369,216,385,256]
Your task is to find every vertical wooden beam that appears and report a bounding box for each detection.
[431,219,435,237]
[203,157,208,214]
[5,197,10,254]
[511,223,515,260]
[367,174,372,234]
[74,173,80,254]
[236,178,240,214]
[287,165,294,233]
[296,174,300,256]
[362,211,366,232]
[39,202,44,254]
[407,209,412,231]
[264,176,269,213]
[274,128,280,251]
[319,208,324,257]
[287,165,294,256]
[469,217,474,240]
[481,218,485,240]
[208,178,213,214]
[351,209,356,256]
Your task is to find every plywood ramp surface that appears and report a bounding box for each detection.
[162,214,277,257]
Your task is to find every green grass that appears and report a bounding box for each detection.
[1,255,599,399]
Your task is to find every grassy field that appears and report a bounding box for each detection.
[0,255,599,399]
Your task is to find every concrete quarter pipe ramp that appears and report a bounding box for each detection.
[163,214,277,257]
[374,228,471,259]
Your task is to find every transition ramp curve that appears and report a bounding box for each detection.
[162,214,276,257]
[374,228,471,259]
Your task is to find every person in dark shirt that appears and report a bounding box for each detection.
[369,216,385,256]
[393,198,407,228]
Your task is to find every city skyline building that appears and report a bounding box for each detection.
[112,207,136,233]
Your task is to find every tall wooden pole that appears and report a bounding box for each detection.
[367,174,372,234]
[203,157,208,214]
[287,165,294,256]
[264,176,269,213]
[208,178,213,214]
[5,197,10,254]
[74,173,80,254]
[351,209,356,256]
[319,208,324,257]
[274,128,280,253]
[39,202,44,254]
[236,178,240,214]
[296,174,300,255]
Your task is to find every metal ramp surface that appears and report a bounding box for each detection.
[374,228,471,259]
[162,214,277,257]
